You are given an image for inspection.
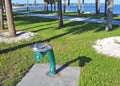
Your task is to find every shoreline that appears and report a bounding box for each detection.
[12,6,27,9]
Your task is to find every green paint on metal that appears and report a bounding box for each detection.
[31,43,56,76]
[34,52,44,62]
[47,49,56,76]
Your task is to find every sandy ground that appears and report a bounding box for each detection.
[0,31,36,44]
[93,36,120,59]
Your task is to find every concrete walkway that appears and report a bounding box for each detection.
[17,64,80,86]
[16,12,120,25]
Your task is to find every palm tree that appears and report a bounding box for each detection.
[50,0,53,12]
[63,0,67,13]
[82,0,84,13]
[43,0,47,11]
[105,0,114,31]
[46,1,48,11]
[96,0,100,14]
[26,0,29,11]
[104,0,108,15]
[0,0,4,30]
[4,0,16,37]
[54,0,56,11]
[78,0,81,15]
[68,0,70,11]
[58,0,63,28]
[34,0,37,10]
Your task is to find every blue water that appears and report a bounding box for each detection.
[13,4,120,14]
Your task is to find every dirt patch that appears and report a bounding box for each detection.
[93,36,120,59]
[0,31,36,44]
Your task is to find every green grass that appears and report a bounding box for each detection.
[0,13,120,86]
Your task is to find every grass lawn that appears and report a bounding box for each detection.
[0,13,120,86]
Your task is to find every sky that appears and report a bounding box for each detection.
[12,0,119,5]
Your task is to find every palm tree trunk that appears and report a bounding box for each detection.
[105,0,114,31]
[78,0,81,15]
[51,1,53,12]
[44,0,47,11]
[26,0,29,11]
[0,0,4,30]
[54,0,56,11]
[47,2,48,11]
[4,0,16,37]
[34,0,37,10]
[68,0,70,11]
[104,0,107,16]
[63,0,66,13]
[96,0,100,14]
[58,0,63,28]
[82,0,84,13]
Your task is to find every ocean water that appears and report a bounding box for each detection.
[13,4,120,14]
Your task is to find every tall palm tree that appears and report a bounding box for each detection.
[105,0,114,31]
[63,0,67,13]
[46,1,48,11]
[68,0,70,11]
[58,0,63,28]
[78,0,81,15]
[34,0,37,10]
[96,0,100,14]
[4,0,16,37]
[54,0,56,11]
[50,0,53,12]
[44,0,47,11]
[104,0,108,15]
[0,0,4,30]
[82,0,84,13]
[26,0,29,11]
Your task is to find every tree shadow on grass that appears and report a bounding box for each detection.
[14,14,57,31]
[0,22,108,54]
[64,21,102,34]
[0,20,119,54]
[56,56,92,73]
[95,25,119,32]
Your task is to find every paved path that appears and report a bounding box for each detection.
[17,64,80,86]
[16,12,120,25]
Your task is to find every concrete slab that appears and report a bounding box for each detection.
[17,64,80,86]
[16,12,120,25]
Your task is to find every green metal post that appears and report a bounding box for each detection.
[47,49,56,76]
